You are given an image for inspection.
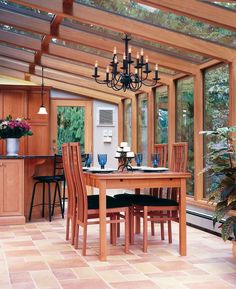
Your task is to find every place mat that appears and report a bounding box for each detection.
[141,167,169,172]
[87,167,117,173]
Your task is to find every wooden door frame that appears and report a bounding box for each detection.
[50,99,92,153]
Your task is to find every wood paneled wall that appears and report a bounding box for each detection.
[0,85,50,155]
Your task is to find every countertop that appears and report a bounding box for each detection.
[0,155,56,159]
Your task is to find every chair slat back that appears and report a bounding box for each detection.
[53,154,64,177]
[70,142,88,223]
[62,143,76,218]
[170,142,188,172]
[154,143,168,167]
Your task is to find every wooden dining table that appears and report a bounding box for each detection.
[84,170,191,261]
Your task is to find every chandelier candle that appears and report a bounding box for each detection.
[92,34,160,92]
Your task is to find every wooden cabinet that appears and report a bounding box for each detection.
[0,85,50,156]
[27,123,49,155]
[27,90,49,122]
[0,159,25,224]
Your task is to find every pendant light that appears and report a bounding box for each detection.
[38,66,48,114]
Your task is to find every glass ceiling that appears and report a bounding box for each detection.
[0,0,54,19]
[0,24,43,39]
[63,18,211,64]
[0,42,36,54]
[51,38,177,75]
[75,0,236,48]
[209,1,236,11]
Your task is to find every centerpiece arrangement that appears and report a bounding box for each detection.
[115,142,134,171]
[0,115,33,156]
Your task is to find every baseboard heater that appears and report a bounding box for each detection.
[186,209,227,238]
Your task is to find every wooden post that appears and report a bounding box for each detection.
[229,59,236,126]
[168,80,176,166]
[148,90,154,165]
[131,95,137,153]
[118,101,124,144]
[194,70,204,201]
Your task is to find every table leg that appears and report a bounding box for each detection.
[179,178,187,256]
[135,188,141,234]
[99,180,107,261]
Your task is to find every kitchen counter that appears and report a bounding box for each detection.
[0,156,56,225]
[0,155,56,159]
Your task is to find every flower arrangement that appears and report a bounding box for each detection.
[0,115,33,139]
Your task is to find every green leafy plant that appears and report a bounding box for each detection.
[203,126,236,241]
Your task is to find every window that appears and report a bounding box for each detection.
[123,99,132,147]
[154,86,168,144]
[203,64,229,198]
[176,77,194,196]
[137,93,148,165]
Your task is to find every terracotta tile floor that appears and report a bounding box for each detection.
[0,217,235,289]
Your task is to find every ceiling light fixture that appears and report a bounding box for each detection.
[92,34,160,92]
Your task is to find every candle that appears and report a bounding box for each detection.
[120,142,128,147]
[123,146,130,152]
[106,66,109,82]
[94,61,98,77]
[140,48,144,64]
[113,46,117,55]
[117,147,122,152]
[127,151,134,157]
[115,152,121,157]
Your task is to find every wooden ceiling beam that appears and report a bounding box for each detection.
[0,34,172,90]
[10,0,236,61]
[136,0,236,32]
[0,6,198,74]
[0,63,122,104]
[0,55,132,99]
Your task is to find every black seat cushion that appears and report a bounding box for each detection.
[114,193,178,206]
[88,195,132,210]
[33,175,63,182]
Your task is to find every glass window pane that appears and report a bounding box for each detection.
[76,0,236,48]
[154,86,168,144]
[123,99,132,147]
[137,93,148,165]
[176,77,194,196]
[203,64,229,198]
[57,106,85,153]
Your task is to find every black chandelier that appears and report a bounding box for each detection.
[92,34,160,92]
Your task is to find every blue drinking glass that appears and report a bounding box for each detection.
[135,153,143,167]
[98,154,107,169]
[85,153,93,167]
[151,153,160,168]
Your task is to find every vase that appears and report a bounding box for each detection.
[6,138,20,156]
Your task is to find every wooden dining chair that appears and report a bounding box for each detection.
[150,142,188,242]
[62,143,76,245]
[114,142,188,252]
[69,142,131,256]
[154,143,168,167]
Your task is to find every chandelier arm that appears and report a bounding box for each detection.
[142,79,158,87]
[94,77,107,85]
[110,74,125,91]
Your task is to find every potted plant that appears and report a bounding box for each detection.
[202,126,236,259]
[0,115,33,156]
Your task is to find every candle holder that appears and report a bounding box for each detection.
[115,143,134,171]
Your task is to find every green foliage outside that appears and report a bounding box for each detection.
[176,77,194,196]
[57,106,85,153]
[155,86,168,144]
[77,0,236,49]
[203,127,236,241]
[204,65,229,198]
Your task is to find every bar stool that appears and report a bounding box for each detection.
[28,155,64,222]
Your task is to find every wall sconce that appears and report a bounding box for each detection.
[38,66,48,115]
